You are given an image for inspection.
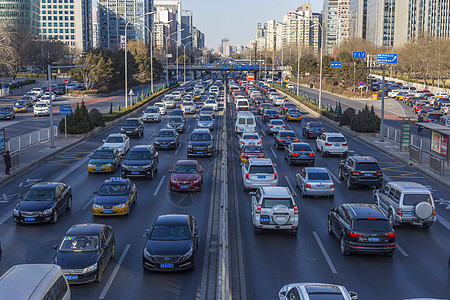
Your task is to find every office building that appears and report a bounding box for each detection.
[92,5,98,48]
[193,26,204,49]
[323,0,351,54]
[0,0,40,35]
[155,6,176,48]
[154,0,181,46]
[181,10,193,49]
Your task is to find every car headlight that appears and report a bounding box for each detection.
[193,178,201,184]
[83,263,98,273]
[93,204,101,209]
[143,164,152,170]
[115,203,126,209]
[13,208,19,216]
[187,144,193,150]
[43,208,53,215]
[88,163,95,168]
[144,248,152,260]
[207,145,213,149]
[122,164,128,170]
[103,164,112,167]
[181,248,193,261]
[170,177,177,184]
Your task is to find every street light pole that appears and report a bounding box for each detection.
[165,28,184,86]
[183,40,194,84]
[143,26,154,93]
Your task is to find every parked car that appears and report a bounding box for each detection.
[102,133,130,155]
[302,122,325,138]
[92,177,137,215]
[296,167,335,198]
[241,158,278,192]
[273,130,299,149]
[121,145,159,179]
[284,142,315,166]
[154,129,179,150]
[187,129,214,158]
[120,117,144,137]
[169,160,204,192]
[316,132,349,157]
[278,283,358,300]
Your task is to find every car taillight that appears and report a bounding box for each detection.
[293,205,298,215]
[386,233,395,239]
[325,143,332,146]
[306,184,311,188]
[291,153,298,157]
[432,208,435,216]
[293,139,299,142]
[270,126,274,128]
[257,154,265,158]
[342,143,348,146]
[308,129,312,132]
[309,153,315,157]
[276,115,279,118]
[349,231,362,238]
[376,171,383,175]
[257,141,261,144]
[256,204,261,214]
[287,114,291,117]
[397,208,402,216]
[330,184,334,188]
[279,140,286,143]
[246,172,250,179]
[273,172,277,179]
[322,129,325,132]
[241,141,244,144]
[352,171,361,175]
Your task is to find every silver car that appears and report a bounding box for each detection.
[295,167,335,198]
[266,119,286,135]
[197,114,214,130]
[241,158,278,192]
[279,283,358,300]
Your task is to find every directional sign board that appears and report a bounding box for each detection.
[331,62,342,68]
[59,106,71,116]
[377,53,398,65]
[353,51,366,59]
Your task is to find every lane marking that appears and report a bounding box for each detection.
[437,213,450,231]
[82,195,95,210]
[153,175,166,196]
[53,155,90,182]
[174,143,181,156]
[99,244,131,299]
[328,170,340,183]
[147,131,157,140]
[186,125,191,133]
[2,194,7,202]
[312,231,338,274]
[396,243,408,257]
[284,176,296,193]
[0,209,14,225]
[260,129,266,137]
[18,182,23,187]
[270,147,278,159]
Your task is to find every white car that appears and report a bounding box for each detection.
[142,106,161,122]
[181,100,196,114]
[43,92,56,101]
[162,95,176,109]
[171,91,182,100]
[286,83,295,89]
[33,101,50,116]
[239,132,261,149]
[154,102,166,115]
[24,92,37,101]
[102,133,130,155]
[316,132,348,157]
[388,90,400,98]
[273,97,285,106]
[205,99,218,111]
[242,158,278,192]
[30,88,43,97]
[279,283,358,300]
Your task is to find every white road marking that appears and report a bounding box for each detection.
[260,129,266,137]
[147,131,156,140]
[270,147,278,159]
[186,125,191,132]
[53,155,90,182]
[328,170,340,183]
[153,175,166,196]
[174,143,181,156]
[0,209,14,225]
[99,244,131,299]
[2,194,7,202]
[396,243,408,257]
[18,182,23,187]
[82,195,95,210]
[312,231,338,274]
[436,198,450,209]
[284,176,295,193]
[437,213,450,231]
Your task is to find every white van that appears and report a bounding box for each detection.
[235,111,256,134]
[0,264,70,300]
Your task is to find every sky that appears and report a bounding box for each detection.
[180,0,324,50]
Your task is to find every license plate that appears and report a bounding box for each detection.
[368,237,380,242]
[286,141,292,143]
[24,217,35,222]
[197,151,203,154]
[102,210,113,214]
[181,186,189,189]
[315,130,320,132]
[132,172,139,175]
[65,275,78,280]
[275,127,281,129]
[260,217,270,223]
[403,210,413,215]
[160,264,174,269]
[334,144,340,147]
[257,175,266,179]
[248,142,255,145]
[364,173,372,176]
[317,185,326,189]
[126,131,133,133]
[95,168,103,171]
[301,154,307,158]
[161,144,168,147]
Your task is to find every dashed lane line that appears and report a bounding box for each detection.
[312,231,338,274]
[153,175,166,196]
[396,243,408,257]
[99,244,131,299]
[270,147,278,159]
[284,176,296,193]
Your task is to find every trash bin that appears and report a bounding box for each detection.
[372,93,379,100]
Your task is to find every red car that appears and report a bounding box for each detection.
[169,160,204,192]
[240,145,265,163]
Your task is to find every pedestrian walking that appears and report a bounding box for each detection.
[3,150,11,175]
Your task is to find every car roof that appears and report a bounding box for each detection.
[175,160,198,165]
[304,167,329,173]
[155,214,189,226]
[106,133,125,138]
[324,132,344,137]
[350,156,378,162]
[344,203,386,219]
[387,181,430,192]
[66,223,107,236]
[248,158,273,165]
[260,186,291,197]
[30,182,62,189]
[278,130,296,135]
[130,145,152,151]
[191,128,211,134]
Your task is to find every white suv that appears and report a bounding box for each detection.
[251,186,298,235]
[316,132,348,157]
[242,158,278,192]
[163,95,176,109]
[181,100,196,114]
[142,106,161,122]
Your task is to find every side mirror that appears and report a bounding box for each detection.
[349,291,358,299]
[200,170,204,173]
[143,229,150,238]
[53,244,58,250]
[193,233,199,238]
[249,191,256,196]
[18,194,22,199]
[292,192,297,197]
[340,160,345,164]
[102,140,106,143]
[93,191,97,194]
[168,170,173,173]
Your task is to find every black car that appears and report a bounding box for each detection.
[53,223,115,284]
[0,106,15,120]
[120,117,144,138]
[187,129,214,158]
[154,129,179,150]
[328,203,396,256]
[302,122,325,138]
[167,116,185,132]
[54,85,66,95]
[142,214,198,272]
[281,102,296,114]
[339,156,383,189]
[14,182,72,224]
[121,145,158,179]
[273,130,299,149]
[262,109,280,122]
[171,109,186,120]
[284,142,315,166]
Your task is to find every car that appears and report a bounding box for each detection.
[296,167,335,198]
[92,177,137,215]
[266,119,286,135]
[120,117,144,137]
[13,182,72,224]
[142,214,198,271]
[33,101,50,116]
[200,105,215,118]
[339,156,383,189]
[197,114,215,130]
[171,109,186,120]
[240,145,265,163]
[284,142,315,166]
[53,223,115,283]
[241,158,278,192]
[285,83,295,89]
[154,102,167,115]
[302,122,325,138]
[154,129,179,150]
[250,186,298,235]
[169,160,204,192]
[262,109,280,123]
[440,103,450,114]
[239,132,262,149]
[13,100,27,113]
[43,92,56,101]
[30,87,43,97]
[24,92,37,101]
[273,96,286,106]
[181,100,196,114]
[259,103,272,115]
[162,95,176,109]
[0,106,15,120]
[142,106,161,123]
[102,133,130,155]
[417,108,434,121]
[273,130,299,149]
[88,147,122,173]
[205,99,218,111]
[121,145,159,179]
[424,111,443,123]
[279,282,358,300]
[328,203,396,256]
[54,86,66,95]
[373,181,436,229]
[167,116,185,132]
[21,95,35,106]
[285,108,302,121]
[187,129,214,158]
[171,91,182,100]
[316,132,348,157]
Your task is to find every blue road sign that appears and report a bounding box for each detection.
[353,51,366,59]
[377,53,398,65]
[275,56,279,59]
[331,62,342,68]
[359,81,364,86]
[222,65,230,70]
[60,106,71,116]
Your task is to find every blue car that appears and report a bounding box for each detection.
[0,106,15,120]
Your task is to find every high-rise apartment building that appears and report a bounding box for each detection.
[0,0,40,35]
[267,19,277,51]
[154,0,181,46]
[323,0,350,54]
[155,6,175,48]
[181,10,193,49]
[92,5,98,48]
[193,26,204,49]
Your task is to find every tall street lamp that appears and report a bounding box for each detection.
[182,38,193,84]
[165,28,184,86]
[277,22,286,67]
[142,25,154,93]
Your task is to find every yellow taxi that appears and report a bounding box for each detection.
[286,108,302,121]
[13,100,28,113]
[87,147,122,173]
[92,177,137,216]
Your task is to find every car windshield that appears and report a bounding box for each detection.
[249,165,273,174]
[126,151,151,160]
[328,137,346,143]
[155,103,163,107]
[306,293,345,300]
[157,131,175,137]
[35,103,47,108]
[243,134,258,140]
[202,107,213,112]
[190,133,211,141]
[199,115,213,121]
[183,101,194,106]
[356,162,380,171]
[169,117,182,123]
[105,136,123,143]
[293,144,312,151]
[123,120,140,126]
[309,123,323,128]
[280,132,296,138]
[244,146,262,153]
[15,102,25,106]
[173,164,198,174]
[171,111,183,116]
[266,110,277,114]
[308,172,331,181]
[145,108,158,113]
[23,189,54,201]
[429,114,442,119]
[59,236,99,252]
[353,219,391,232]
[288,109,300,114]
[206,100,215,104]
[262,198,293,208]
[92,150,113,159]
[402,193,432,206]
[271,120,284,125]
[150,225,190,241]
[0,107,10,112]
[98,183,127,196]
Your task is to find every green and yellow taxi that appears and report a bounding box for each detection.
[92,177,137,216]
[13,100,28,113]
[88,147,122,173]
[286,108,302,121]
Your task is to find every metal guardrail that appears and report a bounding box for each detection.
[409,144,422,164]
[430,153,445,176]
[5,126,59,152]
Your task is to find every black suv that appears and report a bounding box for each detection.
[187,129,214,158]
[121,117,144,138]
[328,203,396,256]
[273,130,299,149]
[338,156,383,189]
[154,129,179,150]
[121,145,159,179]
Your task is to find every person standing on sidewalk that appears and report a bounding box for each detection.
[3,150,11,175]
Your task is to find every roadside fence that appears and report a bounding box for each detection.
[5,126,59,153]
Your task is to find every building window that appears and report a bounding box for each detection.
[59,29,63,33]
[59,16,63,20]
[70,29,74,33]
[70,16,74,20]
[70,11,73,14]
[43,22,46,26]
[42,16,46,20]
[65,22,68,26]
[48,22,51,27]
[54,22,57,26]
[48,29,52,33]
[65,35,69,39]
[71,35,74,40]
[70,23,74,27]
[59,22,63,26]
[59,5,62,8]
[43,29,47,33]
[43,35,47,39]
[65,16,68,20]
[65,29,68,33]
[69,5,73,9]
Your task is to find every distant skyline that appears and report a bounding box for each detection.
[180,0,324,49]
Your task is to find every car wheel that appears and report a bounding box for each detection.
[253,226,262,235]
[338,168,344,180]
[50,209,58,224]
[148,168,154,180]
[340,236,350,256]
[327,218,333,235]
[66,196,72,211]
[384,250,395,257]
[346,177,354,189]
[388,211,398,228]
[96,264,103,283]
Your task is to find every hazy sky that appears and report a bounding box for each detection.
[180,0,324,49]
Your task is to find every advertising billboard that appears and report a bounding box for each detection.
[431,131,448,156]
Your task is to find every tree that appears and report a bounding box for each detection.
[59,101,94,134]
[350,104,380,132]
